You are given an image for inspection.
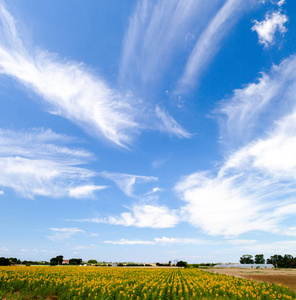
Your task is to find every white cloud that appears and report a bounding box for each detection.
[176,56,296,237]
[75,204,179,229]
[154,236,213,245]
[225,239,258,245]
[221,112,296,181]
[0,2,189,147]
[145,187,163,195]
[104,236,213,245]
[120,0,207,87]
[0,128,103,199]
[239,240,296,254]
[121,0,253,95]
[0,191,3,195]
[175,172,276,236]
[177,0,248,91]
[277,0,285,6]
[107,205,179,228]
[259,0,285,6]
[89,233,100,237]
[104,239,154,245]
[151,157,169,169]
[68,185,108,199]
[0,3,139,148]
[218,56,296,146]
[73,245,96,250]
[280,227,296,237]
[47,228,85,242]
[100,171,157,197]
[0,128,92,160]
[155,106,191,138]
[252,11,288,48]
[0,246,9,253]
[175,126,296,237]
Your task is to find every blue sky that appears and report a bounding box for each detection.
[0,0,296,264]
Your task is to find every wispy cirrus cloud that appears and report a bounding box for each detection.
[120,0,211,88]
[73,244,96,250]
[69,185,108,199]
[176,113,296,236]
[74,204,179,229]
[218,55,296,147]
[0,2,190,147]
[176,0,252,92]
[0,128,105,199]
[155,106,192,138]
[104,239,154,245]
[104,236,213,245]
[252,11,288,48]
[46,228,85,242]
[121,0,254,95]
[175,55,296,237]
[100,171,158,197]
[0,2,140,148]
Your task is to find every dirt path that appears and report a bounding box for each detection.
[205,268,296,291]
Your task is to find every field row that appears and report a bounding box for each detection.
[0,266,296,299]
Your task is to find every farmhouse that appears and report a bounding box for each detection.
[62,259,69,265]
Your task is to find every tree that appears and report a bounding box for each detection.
[69,258,82,265]
[0,257,11,266]
[239,254,254,264]
[176,261,188,268]
[88,259,97,264]
[254,254,265,264]
[282,255,294,268]
[50,255,63,266]
[267,254,283,268]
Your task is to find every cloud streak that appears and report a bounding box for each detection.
[0,128,105,199]
[0,2,142,148]
[100,171,158,197]
[218,55,296,147]
[176,0,249,92]
[175,55,296,237]
[0,2,190,147]
[104,236,213,245]
[46,228,85,242]
[120,0,208,87]
[155,106,192,138]
[74,204,179,229]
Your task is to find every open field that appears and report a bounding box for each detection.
[206,268,296,292]
[1,266,296,299]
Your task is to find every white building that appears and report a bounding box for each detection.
[214,263,274,268]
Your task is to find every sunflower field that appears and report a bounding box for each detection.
[0,266,295,299]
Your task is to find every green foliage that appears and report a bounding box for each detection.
[50,255,63,266]
[0,257,10,266]
[176,261,187,268]
[239,254,254,264]
[69,258,82,265]
[267,254,296,268]
[254,254,265,264]
[87,259,98,264]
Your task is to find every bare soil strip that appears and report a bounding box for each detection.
[206,268,296,291]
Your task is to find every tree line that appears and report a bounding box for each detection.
[50,255,82,266]
[240,254,296,268]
